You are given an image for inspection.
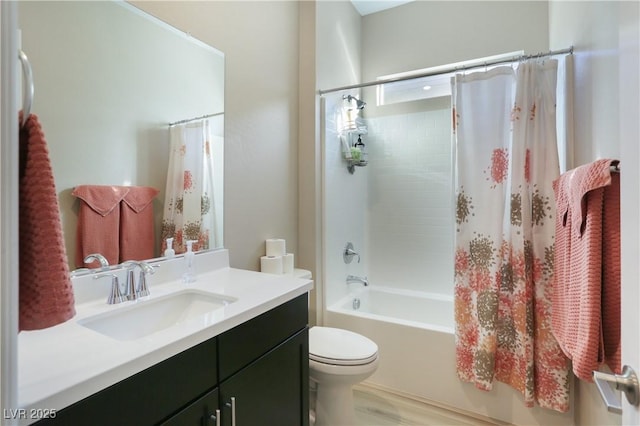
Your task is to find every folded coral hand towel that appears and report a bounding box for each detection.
[72,185,130,268]
[120,186,159,261]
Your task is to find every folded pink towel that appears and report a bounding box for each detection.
[72,185,130,268]
[551,158,621,381]
[19,113,75,331]
[120,186,159,261]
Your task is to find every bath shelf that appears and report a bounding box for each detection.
[347,159,368,174]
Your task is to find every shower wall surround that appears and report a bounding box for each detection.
[324,94,369,307]
[366,108,453,295]
[324,96,453,305]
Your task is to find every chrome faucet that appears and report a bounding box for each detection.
[84,253,110,271]
[122,261,156,300]
[346,275,368,287]
[92,262,156,304]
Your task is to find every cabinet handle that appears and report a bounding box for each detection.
[210,409,221,426]
[225,397,236,426]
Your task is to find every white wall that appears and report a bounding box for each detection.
[549,2,636,425]
[316,1,363,91]
[361,1,549,81]
[316,1,364,307]
[134,1,300,271]
[298,1,320,325]
[618,3,640,425]
[549,1,622,167]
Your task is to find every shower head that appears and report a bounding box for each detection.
[343,94,366,110]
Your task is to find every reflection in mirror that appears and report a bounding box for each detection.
[162,114,224,255]
[18,1,225,270]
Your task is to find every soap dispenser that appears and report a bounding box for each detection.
[164,237,175,258]
[354,135,367,165]
[182,240,197,283]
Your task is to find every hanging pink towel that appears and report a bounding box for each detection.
[72,185,130,268]
[551,158,621,381]
[19,113,75,331]
[120,186,159,261]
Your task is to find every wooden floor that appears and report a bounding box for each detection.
[352,383,509,426]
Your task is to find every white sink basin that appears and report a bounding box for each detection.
[78,290,236,341]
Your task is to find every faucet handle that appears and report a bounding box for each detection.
[94,273,126,304]
[343,242,361,264]
[136,262,156,298]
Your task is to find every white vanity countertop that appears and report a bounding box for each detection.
[17,249,312,423]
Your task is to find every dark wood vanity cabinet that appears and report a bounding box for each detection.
[35,336,219,426]
[36,294,309,426]
[217,293,309,426]
[219,330,309,426]
[160,387,220,426]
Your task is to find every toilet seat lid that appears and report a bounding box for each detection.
[309,326,378,366]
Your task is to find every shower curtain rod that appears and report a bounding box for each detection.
[169,111,224,127]
[318,46,574,96]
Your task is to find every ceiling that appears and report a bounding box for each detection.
[350,0,415,16]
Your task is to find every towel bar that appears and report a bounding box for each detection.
[18,49,34,126]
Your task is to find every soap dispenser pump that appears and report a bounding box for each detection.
[164,237,175,258]
[182,240,197,283]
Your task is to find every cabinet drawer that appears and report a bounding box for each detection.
[37,337,218,426]
[218,294,308,381]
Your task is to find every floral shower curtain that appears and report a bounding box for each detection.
[452,60,570,412]
[161,119,217,254]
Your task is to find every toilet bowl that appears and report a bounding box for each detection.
[309,326,379,426]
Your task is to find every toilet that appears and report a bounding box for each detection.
[292,269,379,426]
[308,326,379,426]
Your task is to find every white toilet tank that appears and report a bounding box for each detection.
[294,269,312,280]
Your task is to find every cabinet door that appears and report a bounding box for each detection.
[220,328,309,426]
[160,388,220,426]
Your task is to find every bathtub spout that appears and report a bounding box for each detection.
[346,275,368,287]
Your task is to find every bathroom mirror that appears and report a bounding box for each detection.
[18,1,225,270]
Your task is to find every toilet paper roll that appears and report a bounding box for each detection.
[260,255,283,274]
[266,238,286,257]
[282,253,294,274]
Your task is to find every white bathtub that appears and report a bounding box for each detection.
[330,286,454,333]
[324,286,573,426]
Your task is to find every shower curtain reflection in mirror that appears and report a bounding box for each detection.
[161,117,223,254]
